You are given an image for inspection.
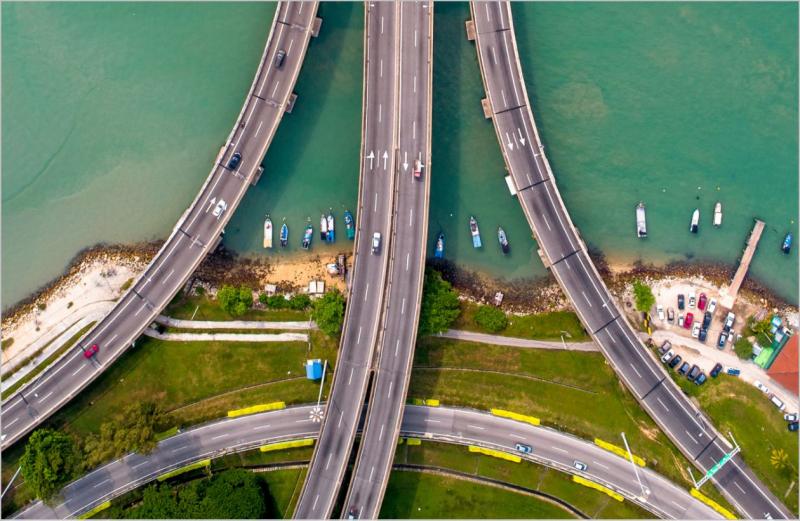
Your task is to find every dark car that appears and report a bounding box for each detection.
[717,331,728,349]
[228,152,242,170]
[702,311,712,329]
[678,361,690,375]
[687,364,701,381]
[669,355,682,369]
[275,49,287,68]
[710,363,723,378]
[695,373,707,385]
[658,340,672,355]
[83,344,99,359]
[699,327,708,342]
[677,294,685,310]
[789,421,799,432]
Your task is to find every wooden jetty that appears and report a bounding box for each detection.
[719,219,765,310]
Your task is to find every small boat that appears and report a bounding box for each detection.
[470,216,482,248]
[320,215,328,241]
[280,223,289,247]
[497,227,509,254]
[263,216,273,248]
[327,213,335,243]
[689,209,699,234]
[344,210,355,240]
[434,232,445,258]
[302,223,313,250]
[782,233,792,254]
[713,202,722,227]
[636,203,647,239]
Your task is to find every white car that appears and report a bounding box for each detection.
[573,460,588,471]
[678,314,684,328]
[707,298,717,314]
[656,304,665,321]
[784,413,798,422]
[371,232,382,254]
[691,323,701,338]
[688,291,696,308]
[754,380,770,394]
[661,349,675,363]
[212,199,228,218]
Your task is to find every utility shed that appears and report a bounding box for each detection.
[305,359,323,380]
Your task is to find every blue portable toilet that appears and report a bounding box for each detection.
[305,359,323,380]
[770,315,782,334]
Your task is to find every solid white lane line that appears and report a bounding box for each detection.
[543,182,576,250]
[502,32,521,105]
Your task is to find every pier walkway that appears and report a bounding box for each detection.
[719,219,766,310]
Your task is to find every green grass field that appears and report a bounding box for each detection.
[452,302,589,341]
[165,294,309,322]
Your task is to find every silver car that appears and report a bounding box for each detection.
[371,232,382,254]
[212,199,227,218]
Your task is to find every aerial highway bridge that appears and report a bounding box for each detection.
[0,2,320,450]
[469,2,791,518]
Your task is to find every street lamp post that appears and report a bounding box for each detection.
[621,432,650,501]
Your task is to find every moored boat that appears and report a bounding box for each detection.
[302,223,313,250]
[280,222,288,247]
[320,215,328,241]
[636,202,647,239]
[782,233,792,254]
[327,213,335,243]
[498,227,509,254]
[434,232,445,258]
[713,202,722,227]
[263,215,273,248]
[689,209,699,234]
[344,210,355,240]
[469,216,482,248]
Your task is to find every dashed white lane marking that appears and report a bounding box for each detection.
[161,268,175,285]
[685,430,699,444]
[378,103,382,123]
[252,424,272,431]
[401,298,406,315]
[6,417,19,428]
[271,81,280,98]
[325,452,333,470]
[72,365,87,377]
[171,445,187,454]
[39,391,53,402]
[406,253,410,271]
[379,424,385,441]
[387,381,393,398]
[542,213,551,231]
[592,460,610,470]
[93,479,110,489]
[380,59,383,78]
[349,367,354,385]
[424,419,440,423]
[211,433,228,440]
[509,433,525,440]
[409,208,413,226]
[312,494,320,511]
[582,291,593,307]
[364,283,370,302]
[369,466,375,481]
[131,460,149,470]
[552,447,568,453]
[395,339,400,357]
[338,410,344,428]
[467,424,485,430]
[629,363,642,379]
[656,397,670,412]
[733,481,747,495]
[255,120,263,137]
[357,326,363,344]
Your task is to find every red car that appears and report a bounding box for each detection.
[83,344,99,359]
[698,293,707,311]
[684,313,694,330]
[413,159,423,179]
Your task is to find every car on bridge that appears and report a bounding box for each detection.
[413,159,423,179]
[573,460,588,471]
[371,232,382,254]
[515,443,533,454]
[228,152,242,170]
[83,344,99,359]
[275,49,286,68]
[212,199,228,218]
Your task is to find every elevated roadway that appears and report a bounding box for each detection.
[14,405,720,520]
[1,2,319,450]
[292,3,400,518]
[470,2,791,518]
[342,2,433,519]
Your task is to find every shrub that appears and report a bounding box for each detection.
[67,301,74,309]
[632,280,655,313]
[289,294,311,310]
[258,293,269,305]
[474,305,508,333]
[418,269,461,336]
[217,285,253,317]
[195,286,205,296]
[36,302,46,311]
[312,289,345,337]
[734,337,754,360]
[120,278,134,292]
[266,295,289,309]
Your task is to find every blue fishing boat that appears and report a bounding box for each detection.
[280,222,288,247]
[782,233,792,254]
[434,232,445,258]
[469,216,482,248]
[327,213,335,243]
[344,210,355,240]
[302,223,313,250]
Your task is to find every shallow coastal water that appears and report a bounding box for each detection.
[2,2,797,308]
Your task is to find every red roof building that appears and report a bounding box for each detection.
[767,335,798,397]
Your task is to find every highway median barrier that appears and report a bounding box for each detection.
[572,475,624,502]
[594,438,645,467]
[468,445,521,463]
[259,438,314,452]
[157,459,211,481]
[490,408,540,426]
[690,488,736,519]
[227,401,285,418]
[411,398,440,406]
[78,501,111,519]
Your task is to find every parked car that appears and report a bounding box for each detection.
[677,294,685,310]
[789,421,799,432]
[784,413,798,422]
[698,293,707,310]
[515,443,533,454]
[754,380,770,394]
[684,312,694,330]
[695,373,707,385]
[227,151,242,169]
[669,355,682,369]
[678,314,684,328]
[371,232,382,254]
[667,307,675,323]
[717,331,728,349]
[274,49,287,68]
[702,311,712,329]
[658,340,672,355]
[688,291,696,308]
[83,344,99,359]
[661,349,675,363]
[710,363,723,378]
[678,361,690,375]
[771,395,787,411]
[691,323,701,338]
[707,298,717,314]
[723,312,736,332]
[687,365,701,381]
[726,367,741,376]
[699,327,708,342]
[573,461,588,471]
[657,304,665,321]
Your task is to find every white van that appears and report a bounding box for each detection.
[770,395,787,412]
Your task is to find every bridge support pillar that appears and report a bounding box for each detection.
[312,17,323,38]
[465,20,476,41]
[481,98,492,119]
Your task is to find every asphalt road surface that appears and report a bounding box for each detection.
[0,2,319,451]
[341,2,432,519]
[470,2,791,518]
[292,3,400,518]
[14,406,719,520]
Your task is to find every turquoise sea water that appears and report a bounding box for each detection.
[2,2,797,308]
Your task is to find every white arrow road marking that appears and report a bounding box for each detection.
[505,132,514,150]
[205,197,216,213]
[403,151,408,171]
[366,150,375,169]
[383,151,389,170]
[518,127,526,146]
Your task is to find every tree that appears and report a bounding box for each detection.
[418,269,461,336]
[20,428,82,500]
[129,484,180,519]
[83,402,164,468]
[474,305,508,333]
[770,448,789,471]
[734,337,754,360]
[632,280,655,313]
[217,285,253,316]
[312,289,345,337]
[266,295,288,309]
[197,469,265,518]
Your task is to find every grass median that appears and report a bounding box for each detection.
[452,302,589,341]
